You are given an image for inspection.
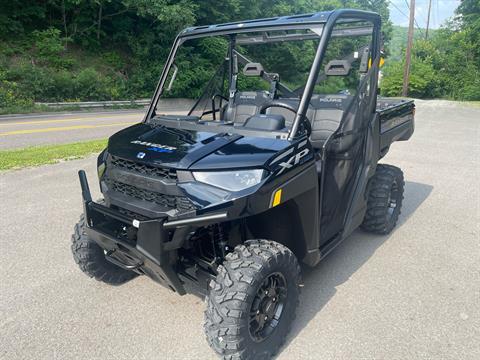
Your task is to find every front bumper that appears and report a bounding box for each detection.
[78,170,227,295]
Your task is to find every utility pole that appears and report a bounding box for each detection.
[402,0,416,97]
[425,0,432,39]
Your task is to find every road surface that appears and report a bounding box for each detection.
[0,100,479,359]
[0,110,145,150]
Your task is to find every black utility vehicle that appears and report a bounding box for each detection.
[72,9,414,359]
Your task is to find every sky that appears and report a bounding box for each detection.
[388,0,461,29]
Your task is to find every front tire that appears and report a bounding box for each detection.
[361,164,404,234]
[205,240,301,359]
[71,214,137,285]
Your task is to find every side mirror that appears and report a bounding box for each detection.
[166,64,178,92]
[324,60,351,76]
[243,62,264,77]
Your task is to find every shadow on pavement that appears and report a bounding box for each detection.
[279,181,433,355]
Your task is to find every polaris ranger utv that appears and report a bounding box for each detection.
[72,9,414,359]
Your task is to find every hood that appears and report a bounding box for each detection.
[108,123,291,170]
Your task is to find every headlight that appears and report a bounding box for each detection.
[97,162,106,178]
[97,149,108,178]
[192,169,265,191]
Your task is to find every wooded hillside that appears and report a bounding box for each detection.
[382,1,480,100]
[0,0,478,113]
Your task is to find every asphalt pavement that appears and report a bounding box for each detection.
[0,100,479,359]
[0,110,145,149]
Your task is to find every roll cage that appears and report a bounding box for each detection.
[144,9,382,141]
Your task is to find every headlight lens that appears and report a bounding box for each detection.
[97,149,108,178]
[192,169,265,191]
[97,162,106,178]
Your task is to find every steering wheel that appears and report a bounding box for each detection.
[259,101,312,135]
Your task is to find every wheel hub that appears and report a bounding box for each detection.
[249,273,287,342]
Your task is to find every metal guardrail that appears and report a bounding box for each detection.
[35,99,151,108]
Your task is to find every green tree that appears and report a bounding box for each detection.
[0,0,396,106]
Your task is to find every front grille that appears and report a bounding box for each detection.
[111,156,177,182]
[107,179,196,212]
[115,206,148,221]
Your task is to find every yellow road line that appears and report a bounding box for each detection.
[0,122,137,136]
[0,114,142,127]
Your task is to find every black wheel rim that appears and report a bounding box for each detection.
[249,272,287,342]
[387,180,400,220]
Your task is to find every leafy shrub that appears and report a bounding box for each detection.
[76,67,128,100]
[3,62,129,102]
[101,51,126,72]
[0,70,34,108]
[461,84,480,101]
[75,68,105,100]
[381,58,442,98]
[32,28,66,68]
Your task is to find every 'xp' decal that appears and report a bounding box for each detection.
[277,148,310,175]
[272,139,310,175]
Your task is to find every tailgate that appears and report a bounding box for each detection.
[377,98,415,149]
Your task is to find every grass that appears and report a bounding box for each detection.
[0,139,107,171]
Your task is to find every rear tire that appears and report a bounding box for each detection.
[204,240,301,360]
[71,214,137,285]
[361,164,404,234]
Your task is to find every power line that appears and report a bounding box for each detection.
[431,0,436,27]
[389,0,426,39]
[436,0,441,28]
[402,0,423,30]
[415,6,430,30]
[388,1,410,20]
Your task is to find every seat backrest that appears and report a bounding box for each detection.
[264,94,351,149]
[223,91,270,124]
[309,109,344,148]
[223,91,352,149]
[308,94,352,149]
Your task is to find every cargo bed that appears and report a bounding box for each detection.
[377,98,415,154]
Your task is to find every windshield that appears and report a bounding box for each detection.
[155,27,322,119]
[151,20,375,137]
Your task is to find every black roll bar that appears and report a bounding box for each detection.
[289,9,381,140]
[144,9,381,136]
